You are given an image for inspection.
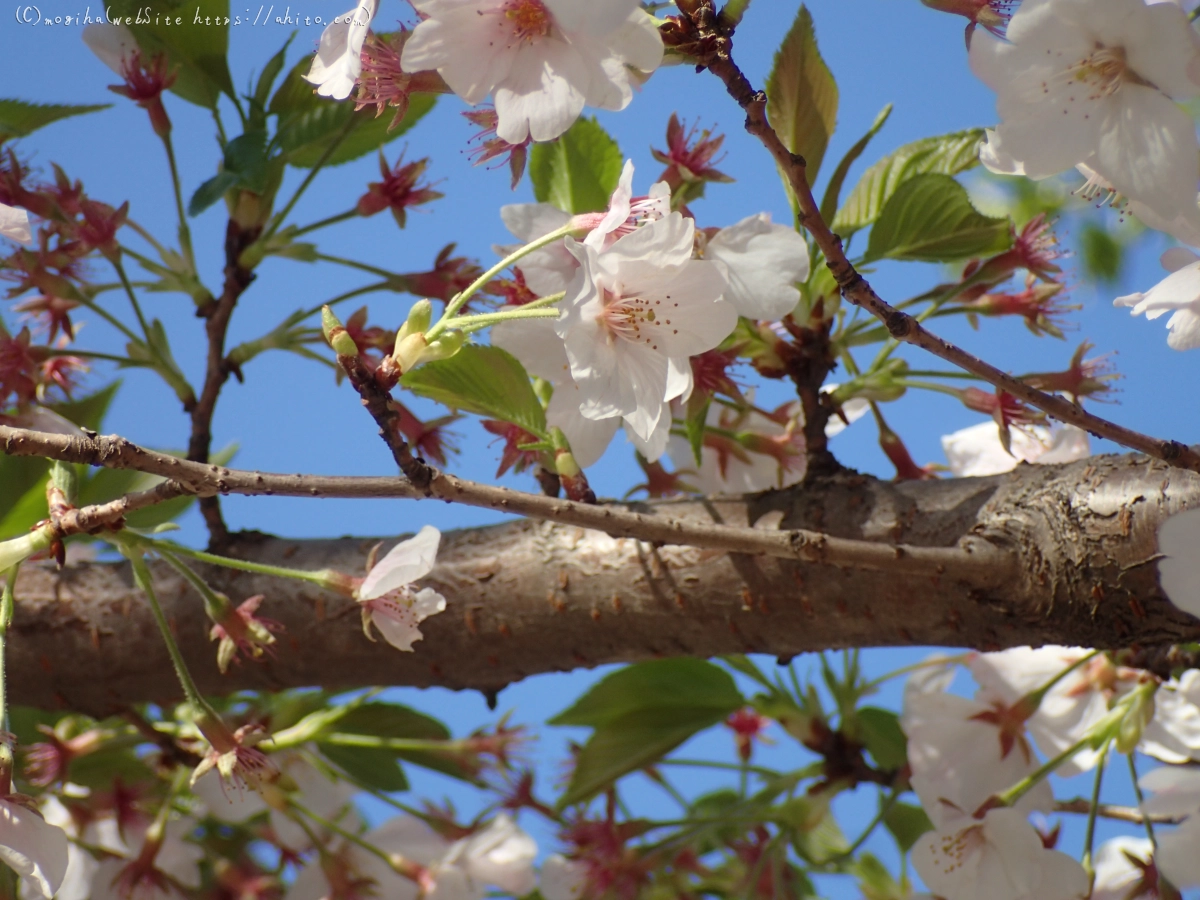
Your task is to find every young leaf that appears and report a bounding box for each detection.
[550,659,743,805]
[402,345,547,438]
[864,173,1011,263]
[322,703,475,781]
[833,128,986,236]
[188,171,240,217]
[766,5,838,185]
[882,801,933,854]
[319,743,410,792]
[819,103,892,224]
[855,706,908,770]
[528,117,623,214]
[105,0,235,109]
[0,100,111,139]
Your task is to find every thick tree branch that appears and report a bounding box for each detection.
[666,4,1200,477]
[8,452,1200,715]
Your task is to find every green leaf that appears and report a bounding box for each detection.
[1080,222,1122,283]
[685,393,710,467]
[0,100,111,139]
[528,117,624,214]
[852,853,906,900]
[402,345,546,438]
[834,128,985,236]
[766,5,838,189]
[0,479,49,540]
[253,35,294,117]
[882,801,933,854]
[855,707,908,770]
[271,55,436,168]
[321,703,474,782]
[864,173,1011,263]
[319,743,409,792]
[106,0,235,109]
[550,659,743,805]
[188,171,240,217]
[0,384,120,528]
[819,103,892,224]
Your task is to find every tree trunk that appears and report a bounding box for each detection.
[11,452,1200,717]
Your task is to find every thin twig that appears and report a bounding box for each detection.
[1055,797,1182,826]
[0,424,1016,584]
[677,3,1200,475]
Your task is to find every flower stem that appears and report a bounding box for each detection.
[264,118,357,243]
[292,209,359,237]
[122,541,207,710]
[449,305,562,334]
[156,548,234,623]
[0,567,16,733]
[1018,649,1101,716]
[1127,753,1157,848]
[159,131,196,272]
[426,225,577,341]
[139,538,336,588]
[996,734,1092,808]
[112,257,152,341]
[1081,740,1111,878]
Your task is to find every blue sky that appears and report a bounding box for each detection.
[6,0,1198,894]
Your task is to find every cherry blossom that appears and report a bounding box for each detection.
[0,203,32,246]
[941,421,1090,477]
[303,0,378,100]
[357,525,448,651]
[1114,252,1200,351]
[540,853,588,900]
[577,161,670,253]
[912,807,1089,900]
[192,751,361,851]
[1090,837,1162,900]
[700,213,810,321]
[400,0,663,144]
[902,684,1053,828]
[286,813,536,900]
[1157,507,1200,619]
[1139,766,1200,888]
[82,22,138,74]
[556,213,734,444]
[0,797,69,900]
[970,0,1200,229]
[86,817,202,900]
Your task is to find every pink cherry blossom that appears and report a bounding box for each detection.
[702,213,810,321]
[357,525,448,652]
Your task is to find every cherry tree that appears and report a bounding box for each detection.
[1,0,1200,897]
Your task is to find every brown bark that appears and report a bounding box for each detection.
[9,452,1200,717]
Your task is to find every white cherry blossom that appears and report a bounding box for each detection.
[286,814,536,900]
[970,0,1200,228]
[0,203,32,246]
[497,203,579,296]
[941,421,1090,477]
[0,798,69,900]
[1139,766,1200,888]
[1091,837,1156,900]
[192,751,360,850]
[357,525,447,651]
[913,807,1088,900]
[1115,254,1200,351]
[1157,507,1200,618]
[401,0,663,144]
[902,687,1053,828]
[702,213,810,321]
[556,213,734,444]
[540,854,588,900]
[303,0,378,100]
[82,22,138,74]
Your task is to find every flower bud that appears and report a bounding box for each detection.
[321,306,360,358]
[393,331,428,374]
[420,329,464,363]
[405,299,433,335]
